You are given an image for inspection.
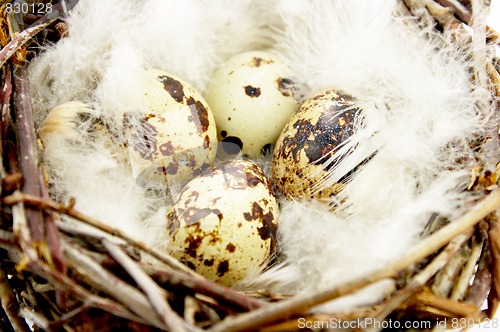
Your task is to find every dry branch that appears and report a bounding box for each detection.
[0,0,79,68]
[103,239,191,332]
[208,190,500,332]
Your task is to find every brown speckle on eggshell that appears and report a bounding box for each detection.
[272,89,362,202]
[166,159,279,286]
[205,51,299,158]
[128,68,217,188]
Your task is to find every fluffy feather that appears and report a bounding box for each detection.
[238,0,496,311]
[29,0,497,312]
[30,0,270,243]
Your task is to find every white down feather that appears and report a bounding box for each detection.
[239,0,496,310]
[29,0,497,311]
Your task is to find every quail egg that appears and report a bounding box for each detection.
[128,69,218,188]
[166,159,279,286]
[272,89,362,202]
[204,51,299,159]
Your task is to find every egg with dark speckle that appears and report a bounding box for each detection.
[128,68,217,188]
[166,159,279,286]
[205,51,299,159]
[272,89,362,202]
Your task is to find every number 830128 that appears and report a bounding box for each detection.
[4,2,53,15]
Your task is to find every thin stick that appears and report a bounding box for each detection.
[28,261,151,328]
[46,303,91,330]
[413,288,479,318]
[0,0,79,68]
[0,268,30,332]
[466,242,492,311]
[208,190,500,332]
[365,229,473,332]
[423,0,457,28]
[11,196,38,262]
[12,65,44,242]
[435,0,472,23]
[403,0,438,29]
[61,240,166,329]
[488,216,500,317]
[150,269,265,312]
[2,192,202,278]
[450,237,484,300]
[431,245,470,297]
[486,62,500,97]
[19,307,48,331]
[103,239,191,332]
[1,67,12,153]
[55,214,265,312]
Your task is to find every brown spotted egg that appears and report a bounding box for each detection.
[272,89,362,202]
[128,68,217,188]
[205,51,299,159]
[166,159,279,286]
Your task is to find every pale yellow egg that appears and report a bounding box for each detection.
[205,51,299,159]
[166,159,279,286]
[272,89,362,202]
[128,69,218,188]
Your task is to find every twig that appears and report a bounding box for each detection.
[466,241,492,311]
[37,169,67,309]
[469,0,490,91]
[12,65,43,242]
[59,221,265,314]
[413,288,479,318]
[28,261,150,328]
[0,21,49,68]
[150,268,265,312]
[0,0,79,68]
[450,236,484,300]
[431,245,471,297]
[423,0,458,28]
[0,229,18,251]
[2,192,203,278]
[46,303,91,330]
[487,62,500,97]
[11,195,38,263]
[1,172,23,192]
[19,307,48,331]
[0,267,30,332]
[103,239,190,332]
[208,190,500,332]
[1,67,12,154]
[365,229,473,332]
[403,0,439,29]
[56,217,265,313]
[435,0,472,23]
[61,240,166,330]
[487,215,500,317]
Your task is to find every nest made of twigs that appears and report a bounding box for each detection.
[2,0,500,331]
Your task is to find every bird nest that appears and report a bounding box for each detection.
[1,0,500,331]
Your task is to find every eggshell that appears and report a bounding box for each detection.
[205,51,299,158]
[166,159,279,286]
[272,89,362,202]
[128,69,218,188]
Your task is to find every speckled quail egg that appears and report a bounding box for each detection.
[272,89,362,202]
[128,68,218,188]
[166,159,279,286]
[204,51,299,159]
